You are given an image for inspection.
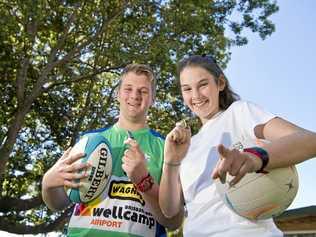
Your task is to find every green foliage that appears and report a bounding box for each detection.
[0,0,278,234]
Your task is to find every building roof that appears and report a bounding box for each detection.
[274,205,316,221]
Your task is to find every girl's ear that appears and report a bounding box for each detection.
[218,74,226,91]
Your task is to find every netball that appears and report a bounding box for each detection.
[216,165,299,220]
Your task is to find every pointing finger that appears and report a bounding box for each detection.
[217,144,231,159]
[211,160,221,179]
[211,158,226,184]
[124,138,139,149]
[217,144,230,183]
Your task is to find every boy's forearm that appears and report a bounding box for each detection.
[42,186,70,211]
[41,173,70,211]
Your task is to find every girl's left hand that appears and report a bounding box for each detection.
[211,144,262,186]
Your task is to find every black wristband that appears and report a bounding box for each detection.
[243,147,269,173]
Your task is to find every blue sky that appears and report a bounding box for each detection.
[225,0,316,209]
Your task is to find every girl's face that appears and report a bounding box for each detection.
[180,66,225,124]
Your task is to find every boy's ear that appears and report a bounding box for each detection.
[151,94,155,105]
[115,87,121,103]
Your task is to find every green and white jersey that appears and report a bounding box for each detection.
[67,124,166,237]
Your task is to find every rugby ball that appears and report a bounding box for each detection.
[65,133,112,203]
[216,140,299,220]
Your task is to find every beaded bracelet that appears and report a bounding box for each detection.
[163,160,181,166]
[135,173,154,193]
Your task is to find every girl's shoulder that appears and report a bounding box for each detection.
[227,100,262,114]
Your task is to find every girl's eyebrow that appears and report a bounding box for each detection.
[181,78,209,87]
[198,78,209,84]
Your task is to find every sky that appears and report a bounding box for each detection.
[225,0,316,210]
[2,0,316,236]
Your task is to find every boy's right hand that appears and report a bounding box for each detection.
[43,147,89,190]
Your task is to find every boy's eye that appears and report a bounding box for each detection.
[182,87,191,92]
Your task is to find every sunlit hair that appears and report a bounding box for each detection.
[177,55,240,110]
[119,63,156,101]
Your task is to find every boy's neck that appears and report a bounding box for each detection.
[116,117,148,132]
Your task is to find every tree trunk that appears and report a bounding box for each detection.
[0,106,30,177]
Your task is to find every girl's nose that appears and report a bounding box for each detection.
[191,88,200,100]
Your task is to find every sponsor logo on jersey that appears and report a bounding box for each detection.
[109,180,145,206]
[92,205,155,229]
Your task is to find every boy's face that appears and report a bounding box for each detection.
[117,72,153,122]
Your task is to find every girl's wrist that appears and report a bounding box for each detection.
[164,160,181,167]
[243,147,269,173]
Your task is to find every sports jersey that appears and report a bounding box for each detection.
[180,101,283,237]
[67,124,166,237]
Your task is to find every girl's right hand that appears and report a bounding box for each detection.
[164,120,191,164]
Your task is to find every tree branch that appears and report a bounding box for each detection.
[87,81,119,130]
[0,206,73,235]
[16,57,29,105]
[23,2,127,114]
[50,2,127,72]
[0,195,43,212]
[47,9,79,65]
[0,106,30,176]
[70,79,94,146]
[44,65,124,91]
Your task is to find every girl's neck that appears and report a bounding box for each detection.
[201,110,223,125]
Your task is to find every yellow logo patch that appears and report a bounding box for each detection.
[109,180,145,206]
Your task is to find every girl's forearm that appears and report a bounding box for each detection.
[159,163,184,218]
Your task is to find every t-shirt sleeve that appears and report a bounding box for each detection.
[234,101,276,140]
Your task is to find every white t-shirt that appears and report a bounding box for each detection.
[180,101,283,237]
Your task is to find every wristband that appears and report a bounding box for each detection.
[135,173,154,193]
[243,147,269,173]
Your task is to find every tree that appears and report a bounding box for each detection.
[0,0,278,235]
